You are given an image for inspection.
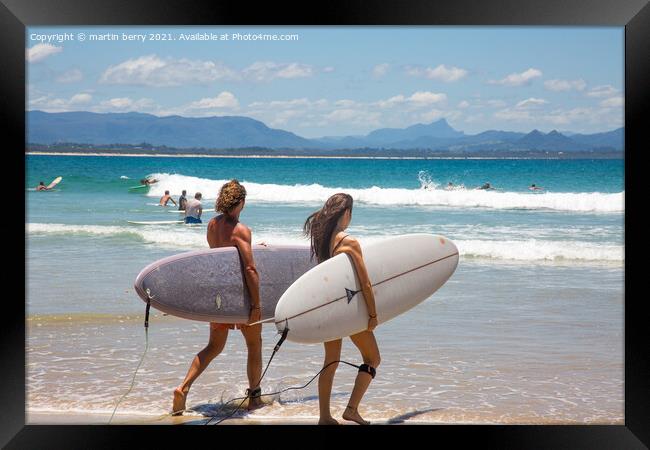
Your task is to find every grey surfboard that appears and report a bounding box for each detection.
[134,245,316,323]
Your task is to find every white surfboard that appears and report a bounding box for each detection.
[274,234,459,344]
[46,176,62,189]
[127,220,185,225]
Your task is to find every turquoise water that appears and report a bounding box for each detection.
[25,154,624,424]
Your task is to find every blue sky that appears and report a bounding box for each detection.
[27,26,624,138]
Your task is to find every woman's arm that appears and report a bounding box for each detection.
[336,238,378,330]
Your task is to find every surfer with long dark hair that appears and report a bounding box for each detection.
[304,193,380,425]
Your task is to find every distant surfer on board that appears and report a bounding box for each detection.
[36,181,49,191]
[159,190,177,207]
[140,176,158,186]
[529,183,544,191]
[303,193,380,425]
[172,180,265,415]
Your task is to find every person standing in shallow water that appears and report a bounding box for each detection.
[303,193,380,425]
[172,180,265,414]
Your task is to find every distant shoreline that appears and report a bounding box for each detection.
[25,152,620,160]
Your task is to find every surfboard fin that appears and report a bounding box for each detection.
[345,288,359,304]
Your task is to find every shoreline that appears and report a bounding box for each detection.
[26,151,567,160]
[26,410,623,426]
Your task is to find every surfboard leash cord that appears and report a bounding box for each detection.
[108,297,152,424]
[203,325,290,425]
[109,300,364,425]
[203,324,362,425]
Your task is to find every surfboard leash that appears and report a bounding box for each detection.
[204,324,290,425]
[203,322,363,425]
[108,296,152,424]
[203,357,362,425]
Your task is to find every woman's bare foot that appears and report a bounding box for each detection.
[172,387,187,416]
[318,416,340,425]
[342,405,370,425]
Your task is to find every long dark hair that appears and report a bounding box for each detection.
[303,193,353,263]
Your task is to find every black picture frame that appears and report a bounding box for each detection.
[5,0,647,447]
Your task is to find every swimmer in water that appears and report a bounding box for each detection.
[529,184,544,191]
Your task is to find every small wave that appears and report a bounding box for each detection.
[456,239,623,263]
[120,176,130,179]
[27,223,623,263]
[143,173,623,213]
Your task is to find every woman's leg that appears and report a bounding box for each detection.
[240,323,264,410]
[172,323,229,415]
[342,330,380,425]
[318,339,342,424]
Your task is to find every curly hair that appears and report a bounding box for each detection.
[303,193,353,263]
[216,179,247,213]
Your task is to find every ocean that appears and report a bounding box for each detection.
[26,154,624,424]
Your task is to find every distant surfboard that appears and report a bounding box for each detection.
[129,185,150,192]
[274,234,459,344]
[46,176,63,189]
[134,245,317,322]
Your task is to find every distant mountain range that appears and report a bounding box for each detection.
[27,110,624,152]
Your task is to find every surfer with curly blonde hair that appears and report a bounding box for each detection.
[304,193,380,425]
[172,179,266,414]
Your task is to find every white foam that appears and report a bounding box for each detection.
[27,223,623,263]
[456,239,623,263]
[144,173,624,213]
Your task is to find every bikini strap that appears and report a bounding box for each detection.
[332,234,350,253]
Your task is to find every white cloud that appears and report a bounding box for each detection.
[56,69,84,83]
[600,96,623,108]
[457,100,470,109]
[248,98,326,110]
[489,68,542,86]
[587,85,618,98]
[376,91,447,109]
[27,43,63,63]
[29,92,92,111]
[544,78,586,92]
[410,91,447,105]
[372,63,390,78]
[492,105,621,129]
[69,93,92,105]
[242,61,314,82]
[323,66,335,73]
[515,98,548,109]
[425,64,468,82]
[405,64,468,82]
[97,97,156,111]
[100,98,133,109]
[186,92,240,110]
[99,54,240,87]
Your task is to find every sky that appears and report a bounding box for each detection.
[26,26,624,138]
